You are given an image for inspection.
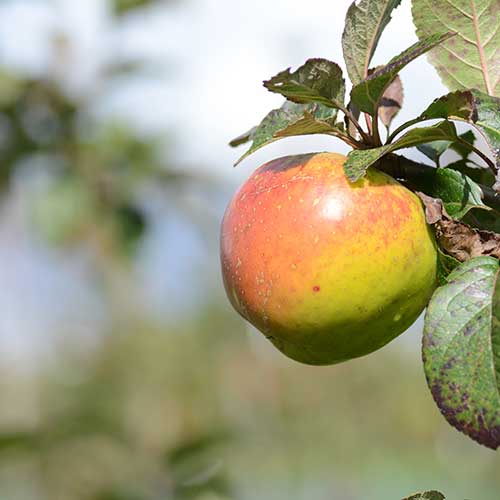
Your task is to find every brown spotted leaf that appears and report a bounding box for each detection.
[263,59,346,112]
[232,101,341,165]
[412,0,500,96]
[423,256,500,449]
[402,492,445,500]
[342,0,402,85]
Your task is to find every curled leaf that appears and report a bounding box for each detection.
[263,59,346,113]
[402,492,445,500]
[378,74,403,128]
[417,192,446,224]
[436,218,500,262]
[229,127,257,148]
[417,193,500,261]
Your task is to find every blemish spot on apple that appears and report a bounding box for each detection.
[312,286,321,292]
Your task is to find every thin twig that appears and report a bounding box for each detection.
[339,104,372,145]
[364,113,373,135]
[328,131,365,149]
[371,112,382,147]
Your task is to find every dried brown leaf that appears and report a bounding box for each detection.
[417,192,446,224]
[417,192,500,261]
[435,219,500,262]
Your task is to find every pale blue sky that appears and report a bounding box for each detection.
[0,0,451,367]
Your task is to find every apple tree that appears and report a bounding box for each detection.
[225,0,500,460]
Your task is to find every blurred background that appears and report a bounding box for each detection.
[0,0,498,499]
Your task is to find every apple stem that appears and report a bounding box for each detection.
[372,113,382,147]
[364,113,373,135]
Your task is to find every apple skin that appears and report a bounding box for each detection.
[220,152,438,365]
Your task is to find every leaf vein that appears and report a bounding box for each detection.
[483,22,500,47]
[441,44,482,70]
[489,267,500,400]
[363,1,397,78]
[421,0,476,45]
[441,0,473,19]
[432,61,471,88]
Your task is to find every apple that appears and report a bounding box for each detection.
[220,152,438,365]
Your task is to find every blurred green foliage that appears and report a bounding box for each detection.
[112,0,179,16]
[0,64,183,258]
[2,306,500,499]
[113,0,157,15]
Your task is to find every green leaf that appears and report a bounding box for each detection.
[437,246,461,286]
[113,203,146,255]
[263,59,346,114]
[166,431,231,467]
[344,120,458,181]
[417,141,451,165]
[420,90,476,121]
[406,89,500,177]
[446,159,494,186]
[234,102,341,165]
[234,107,294,164]
[233,59,348,164]
[112,0,157,16]
[412,0,500,96]
[412,166,488,219]
[94,489,146,500]
[350,32,455,115]
[165,431,232,498]
[0,432,40,452]
[402,492,445,500]
[274,111,342,138]
[471,90,500,183]
[423,256,500,450]
[341,0,402,85]
[463,207,500,233]
[450,130,477,160]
